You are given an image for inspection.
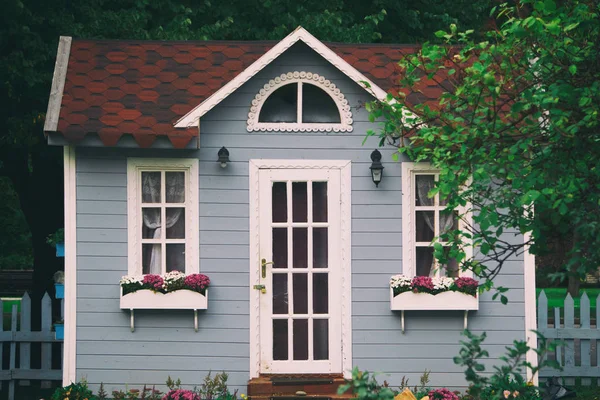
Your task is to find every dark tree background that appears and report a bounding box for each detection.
[0,0,492,309]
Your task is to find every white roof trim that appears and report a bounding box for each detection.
[175,26,390,128]
[44,36,72,132]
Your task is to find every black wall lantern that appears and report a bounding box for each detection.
[217,146,230,168]
[370,149,384,187]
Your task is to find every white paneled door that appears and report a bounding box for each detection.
[257,167,342,374]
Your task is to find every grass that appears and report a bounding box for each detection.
[1,297,21,330]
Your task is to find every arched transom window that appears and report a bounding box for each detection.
[247,71,353,132]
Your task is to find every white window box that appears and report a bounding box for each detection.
[120,289,208,310]
[390,289,478,311]
[120,289,208,332]
[390,289,478,333]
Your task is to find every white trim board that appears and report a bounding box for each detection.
[45,36,72,133]
[248,159,352,379]
[523,230,538,385]
[175,27,389,128]
[63,145,77,385]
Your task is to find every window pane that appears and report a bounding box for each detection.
[312,182,328,222]
[273,228,288,269]
[293,228,308,269]
[313,228,328,269]
[166,208,185,239]
[293,319,308,360]
[313,273,328,314]
[292,182,307,222]
[302,84,341,123]
[166,244,185,272]
[443,257,459,277]
[293,274,308,314]
[313,319,329,360]
[259,84,297,123]
[273,319,288,360]
[416,247,434,276]
[272,182,287,223]
[439,210,459,241]
[142,172,161,203]
[415,175,435,206]
[142,243,161,275]
[273,274,288,314]
[165,171,185,203]
[142,208,161,239]
[416,211,435,242]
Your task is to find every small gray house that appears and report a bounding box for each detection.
[44,27,537,396]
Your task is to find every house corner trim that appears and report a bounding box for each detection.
[45,36,72,133]
[523,230,538,385]
[63,145,77,385]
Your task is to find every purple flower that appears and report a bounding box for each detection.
[142,274,164,291]
[454,277,479,296]
[428,388,459,400]
[411,276,434,292]
[184,273,211,293]
[162,389,200,400]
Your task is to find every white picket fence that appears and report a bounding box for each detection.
[0,292,63,400]
[537,290,600,386]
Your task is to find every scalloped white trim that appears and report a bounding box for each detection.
[247,71,353,133]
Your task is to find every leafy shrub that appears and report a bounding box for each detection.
[51,382,95,400]
[338,368,395,400]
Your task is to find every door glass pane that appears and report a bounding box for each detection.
[416,211,435,242]
[416,247,434,276]
[415,175,435,206]
[292,182,307,222]
[312,182,328,222]
[142,172,161,203]
[293,319,308,360]
[166,208,185,239]
[313,228,328,269]
[313,273,328,314]
[273,319,288,360]
[142,208,161,239]
[166,171,185,203]
[293,228,308,269]
[293,274,308,314]
[313,319,329,360]
[273,228,288,269]
[273,274,288,314]
[142,243,161,274]
[272,182,287,223]
[166,244,185,272]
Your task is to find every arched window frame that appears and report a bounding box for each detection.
[247,71,353,133]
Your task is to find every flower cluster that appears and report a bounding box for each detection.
[503,389,520,399]
[390,275,478,297]
[143,274,165,290]
[120,272,211,295]
[162,389,200,400]
[454,276,479,296]
[428,387,459,400]
[184,273,211,293]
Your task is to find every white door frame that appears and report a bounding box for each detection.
[249,159,352,378]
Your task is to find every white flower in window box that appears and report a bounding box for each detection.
[389,275,479,311]
[120,272,209,310]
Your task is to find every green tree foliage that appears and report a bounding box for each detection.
[367,0,600,297]
[0,0,493,300]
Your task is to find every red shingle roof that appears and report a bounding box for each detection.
[54,39,443,148]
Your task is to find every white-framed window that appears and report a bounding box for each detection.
[247,71,353,133]
[127,158,199,276]
[402,163,472,278]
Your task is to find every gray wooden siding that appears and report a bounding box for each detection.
[74,42,526,393]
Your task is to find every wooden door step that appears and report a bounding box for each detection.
[271,377,334,386]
